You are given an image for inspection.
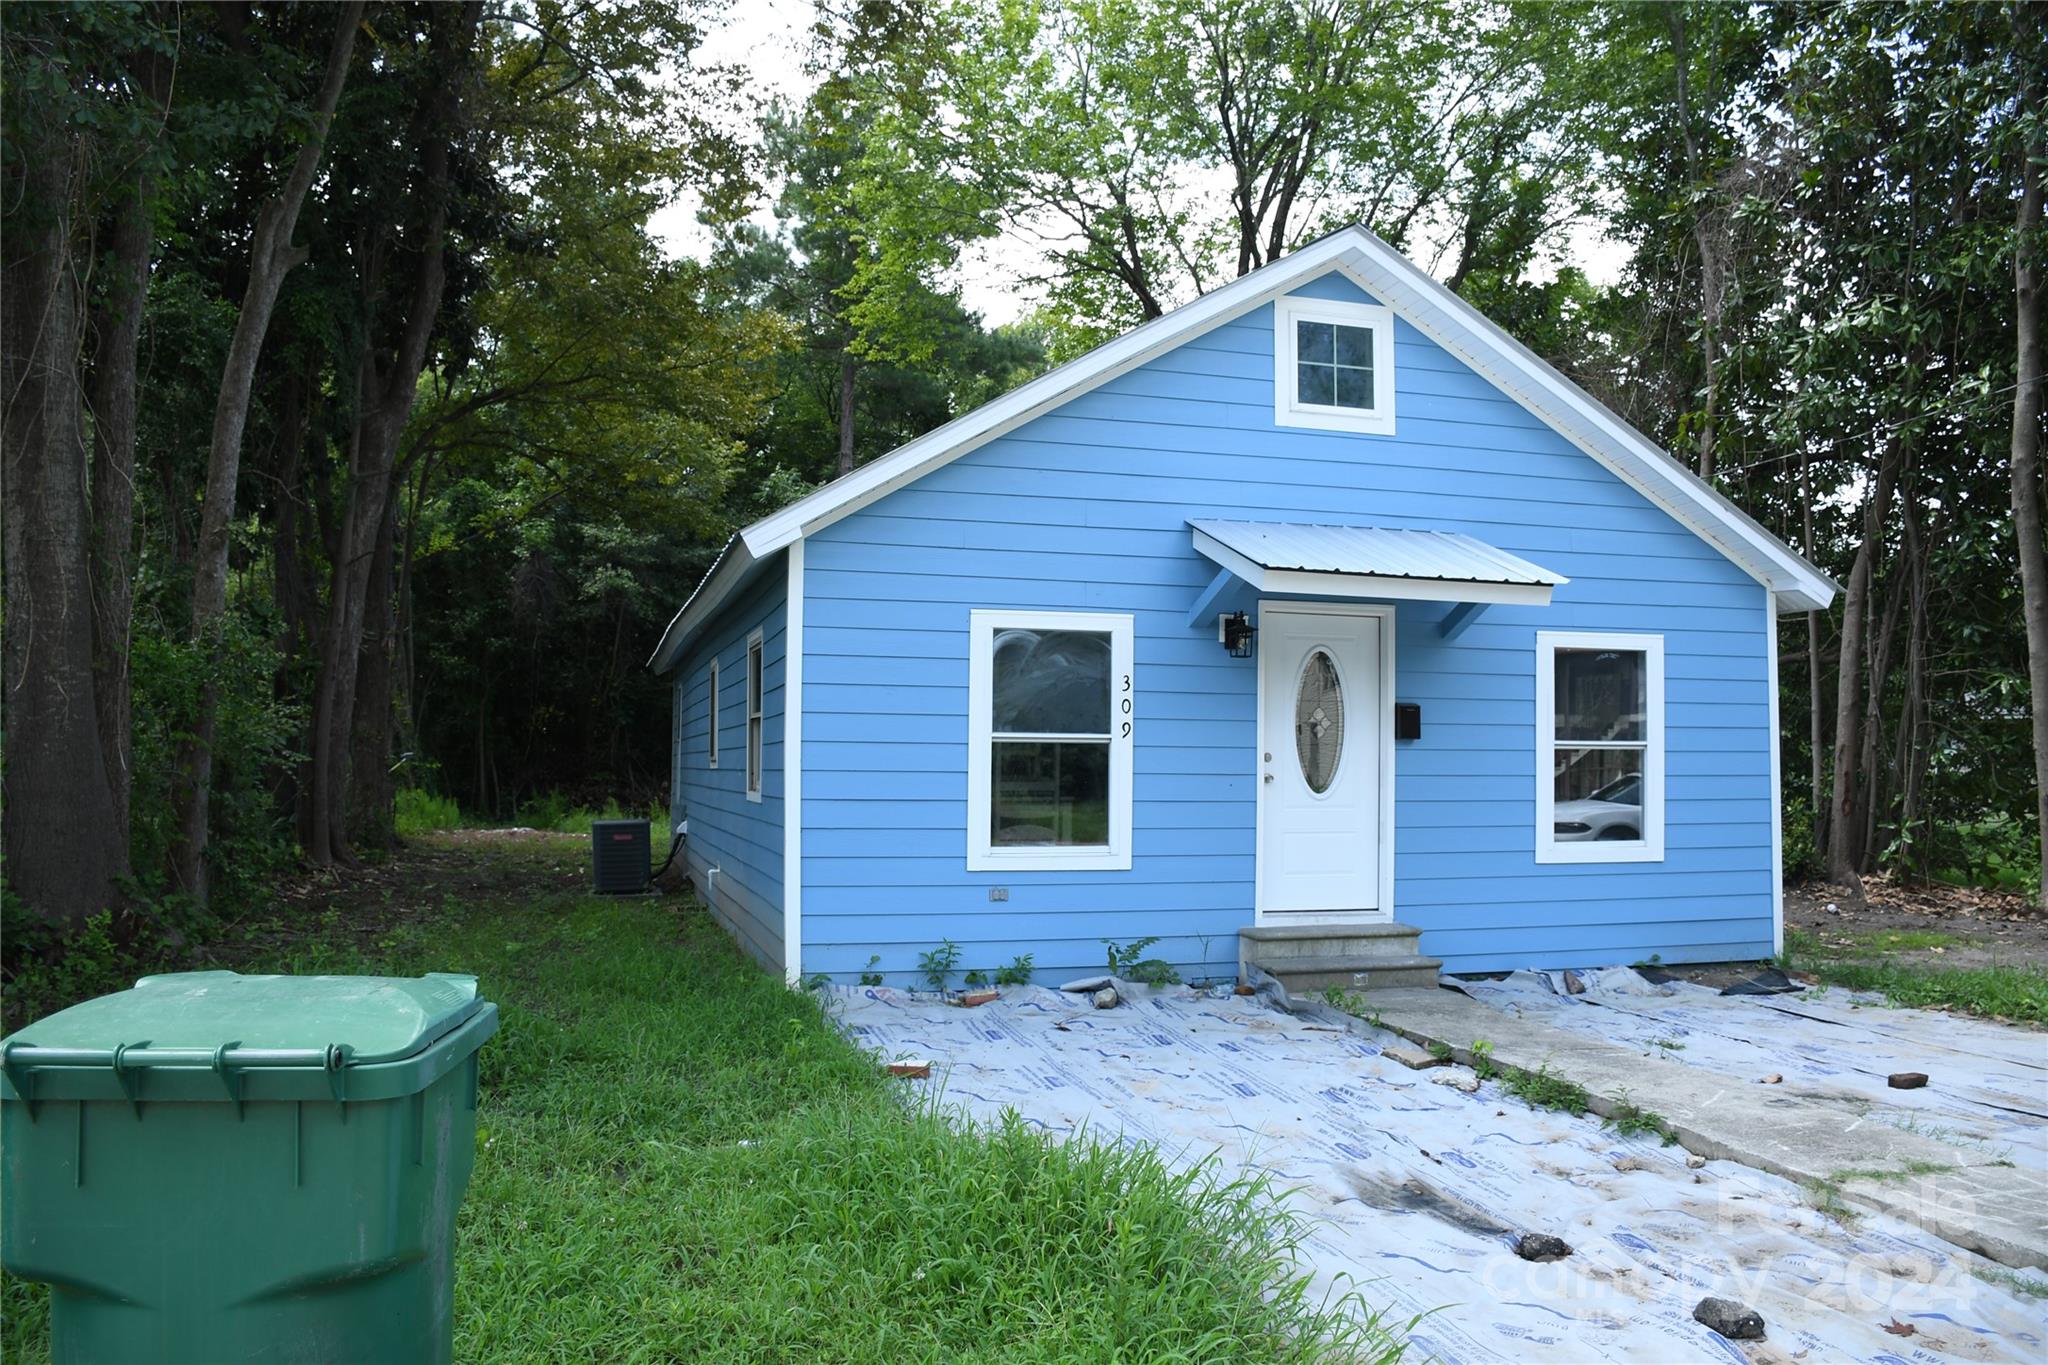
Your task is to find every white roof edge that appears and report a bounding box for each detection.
[647,534,758,673]
[1323,237,1838,614]
[669,225,1835,660]
[737,230,1365,560]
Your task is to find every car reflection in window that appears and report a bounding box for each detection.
[1552,773,1642,843]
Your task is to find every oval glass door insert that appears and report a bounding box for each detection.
[1294,649,1345,794]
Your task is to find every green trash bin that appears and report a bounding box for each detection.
[1,970,499,1364]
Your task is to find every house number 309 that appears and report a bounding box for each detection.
[1121,674,1133,737]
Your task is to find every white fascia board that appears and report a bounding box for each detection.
[647,537,757,674]
[738,234,1364,559]
[782,539,804,985]
[1191,529,1556,607]
[1326,243,1838,614]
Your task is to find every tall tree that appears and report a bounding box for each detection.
[2,56,123,926]
[306,0,481,867]
[2,4,183,924]
[846,0,1604,360]
[2010,9,2047,910]
[170,1,363,901]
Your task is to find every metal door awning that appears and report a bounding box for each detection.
[1186,520,1567,639]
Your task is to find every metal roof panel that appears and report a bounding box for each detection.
[1187,520,1566,587]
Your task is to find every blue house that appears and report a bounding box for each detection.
[649,226,1836,992]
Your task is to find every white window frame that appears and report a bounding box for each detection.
[1273,294,1396,435]
[967,608,1133,872]
[1535,630,1665,864]
[745,629,764,802]
[706,658,720,768]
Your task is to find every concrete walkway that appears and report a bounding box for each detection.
[1283,982,2048,1270]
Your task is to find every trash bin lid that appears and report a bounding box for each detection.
[4,971,484,1065]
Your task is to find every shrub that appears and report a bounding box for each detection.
[395,789,464,836]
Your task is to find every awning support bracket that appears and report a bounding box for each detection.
[1185,566,1237,630]
[1438,600,1488,641]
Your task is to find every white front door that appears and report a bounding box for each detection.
[1257,604,1387,919]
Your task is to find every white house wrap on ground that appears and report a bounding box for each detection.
[649,225,1838,990]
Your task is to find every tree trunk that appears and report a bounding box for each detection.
[836,351,857,479]
[1827,442,1903,889]
[1895,503,1931,875]
[1857,534,1908,870]
[1800,450,1824,839]
[169,0,362,903]
[1666,3,1724,483]
[86,66,166,856]
[347,491,400,852]
[1,120,130,926]
[306,0,478,867]
[2009,70,2048,912]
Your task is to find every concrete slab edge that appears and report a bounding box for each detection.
[1253,970,2047,1271]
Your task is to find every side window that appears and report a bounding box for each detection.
[1536,632,1664,863]
[706,658,719,768]
[745,630,764,800]
[967,610,1133,871]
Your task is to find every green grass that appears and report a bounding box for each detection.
[1827,1160,1956,1186]
[1500,1063,1592,1117]
[1600,1091,1676,1145]
[1976,1264,2048,1301]
[393,787,465,836]
[1781,929,2048,1024]
[1835,928,1970,951]
[2,840,1406,1363]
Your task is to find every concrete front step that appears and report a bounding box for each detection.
[1239,921,1425,960]
[1248,952,1444,992]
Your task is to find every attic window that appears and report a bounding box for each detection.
[1274,295,1395,435]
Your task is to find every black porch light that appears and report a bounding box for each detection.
[1221,611,1256,658]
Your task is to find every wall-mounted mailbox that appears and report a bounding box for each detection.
[1394,702,1422,741]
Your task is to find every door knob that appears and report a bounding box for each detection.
[1263,773,1274,784]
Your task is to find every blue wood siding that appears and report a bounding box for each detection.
[673,558,787,973]
[798,270,1774,983]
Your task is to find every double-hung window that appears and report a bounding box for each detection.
[745,630,764,801]
[968,609,1133,871]
[1274,295,1396,435]
[1536,631,1664,863]
[706,658,720,768]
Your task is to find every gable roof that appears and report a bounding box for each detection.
[651,225,1835,672]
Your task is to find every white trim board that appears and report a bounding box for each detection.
[648,224,1835,673]
[782,540,804,985]
[1766,590,1785,958]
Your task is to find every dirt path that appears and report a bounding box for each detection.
[1787,874,2048,971]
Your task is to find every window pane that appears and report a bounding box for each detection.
[1334,366,1374,410]
[1554,647,1645,742]
[1296,318,1334,362]
[1551,747,1644,843]
[991,629,1110,734]
[1294,650,1344,794]
[992,740,1109,846]
[1333,324,1374,368]
[1297,362,1336,406]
